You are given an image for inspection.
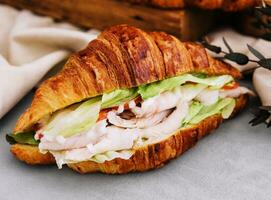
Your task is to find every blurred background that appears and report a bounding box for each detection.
[0,0,270,41]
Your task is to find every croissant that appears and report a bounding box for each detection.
[124,0,259,11]
[9,25,249,174]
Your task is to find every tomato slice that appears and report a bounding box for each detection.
[98,108,113,121]
[97,96,142,121]
[222,82,239,90]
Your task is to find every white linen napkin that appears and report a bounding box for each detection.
[0,5,99,119]
[207,28,271,107]
[253,67,271,106]
[207,28,271,72]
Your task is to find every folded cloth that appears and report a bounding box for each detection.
[253,68,271,106]
[207,28,271,107]
[207,28,271,72]
[0,5,99,119]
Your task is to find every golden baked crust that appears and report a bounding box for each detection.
[10,94,247,174]
[123,0,259,10]
[11,144,55,165]
[14,25,240,133]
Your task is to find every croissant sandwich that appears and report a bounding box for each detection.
[6,25,253,174]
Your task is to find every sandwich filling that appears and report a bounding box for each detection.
[7,74,253,168]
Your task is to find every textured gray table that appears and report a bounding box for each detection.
[1,85,270,200]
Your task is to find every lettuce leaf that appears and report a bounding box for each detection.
[51,149,133,168]
[42,96,102,138]
[6,132,38,145]
[191,73,208,78]
[188,98,236,124]
[90,150,133,163]
[221,99,236,118]
[183,101,204,124]
[138,74,233,100]
[101,88,138,109]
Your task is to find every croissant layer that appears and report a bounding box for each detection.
[11,94,247,174]
[14,25,240,133]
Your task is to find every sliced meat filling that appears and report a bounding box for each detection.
[30,75,254,168]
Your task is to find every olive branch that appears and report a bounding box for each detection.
[249,106,271,127]
[201,37,271,72]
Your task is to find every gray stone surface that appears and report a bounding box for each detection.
[0,88,270,200]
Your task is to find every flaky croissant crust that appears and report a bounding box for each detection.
[14,24,240,133]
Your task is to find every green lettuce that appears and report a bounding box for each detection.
[42,96,102,138]
[39,88,137,138]
[221,99,236,118]
[90,150,133,163]
[6,132,38,145]
[101,88,138,109]
[183,101,204,124]
[188,98,236,124]
[138,74,233,100]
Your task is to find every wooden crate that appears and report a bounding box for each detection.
[0,0,217,40]
[233,10,271,39]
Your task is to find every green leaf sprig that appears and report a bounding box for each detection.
[249,106,271,127]
[6,132,39,145]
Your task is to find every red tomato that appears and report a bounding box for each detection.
[97,96,142,121]
[98,108,113,121]
[222,82,239,90]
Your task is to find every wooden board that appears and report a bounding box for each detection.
[0,0,217,40]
